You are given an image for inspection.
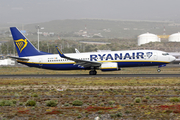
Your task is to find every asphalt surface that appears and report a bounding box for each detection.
[0,74,180,78]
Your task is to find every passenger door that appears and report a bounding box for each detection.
[154,52,158,60]
[39,58,43,67]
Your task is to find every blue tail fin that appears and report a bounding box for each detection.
[10,27,49,57]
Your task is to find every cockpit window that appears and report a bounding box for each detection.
[162,53,169,56]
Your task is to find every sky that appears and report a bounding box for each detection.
[1,0,180,24]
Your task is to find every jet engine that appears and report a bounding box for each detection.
[100,62,119,71]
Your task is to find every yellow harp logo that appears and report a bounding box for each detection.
[14,39,28,53]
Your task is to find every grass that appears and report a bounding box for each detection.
[0,66,180,75]
[0,77,180,87]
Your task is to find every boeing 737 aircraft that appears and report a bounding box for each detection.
[9,27,176,75]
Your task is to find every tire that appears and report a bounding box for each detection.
[89,71,97,75]
[157,69,161,72]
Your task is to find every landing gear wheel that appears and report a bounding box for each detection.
[89,70,97,75]
[157,69,161,73]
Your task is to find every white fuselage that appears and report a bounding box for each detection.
[17,50,175,70]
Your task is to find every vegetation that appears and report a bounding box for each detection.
[32,93,38,97]
[19,102,24,106]
[46,100,58,107]
[0,67,179,119]
[169,97,180,102]
[64,103,70,106]
[72,100,83,106]
[108,100,115,105]
[0,100,12,106]
[134,97,141,103]
[2,36,180,55]
[110,112,123,118]
[0,100,17,106]
[25,100,36,106]
[0,38,137,55]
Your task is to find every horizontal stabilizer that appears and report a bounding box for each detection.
[8,56,29,61]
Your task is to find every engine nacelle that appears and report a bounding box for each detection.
[100,62,119,71]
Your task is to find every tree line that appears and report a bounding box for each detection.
[0,38,136,56]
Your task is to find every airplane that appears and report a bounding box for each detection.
[9,27,176,75]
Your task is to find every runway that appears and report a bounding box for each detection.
[0,74,180,78]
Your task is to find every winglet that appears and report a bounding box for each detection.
[55,46,65,58]
[75,48,80,53]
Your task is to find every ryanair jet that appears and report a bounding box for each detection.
[9,27,176,75]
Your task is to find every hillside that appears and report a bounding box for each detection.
[22,19,180,39]
[1,19,180,55]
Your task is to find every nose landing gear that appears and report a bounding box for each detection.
[157,69,161,73]
[157,64,166,73]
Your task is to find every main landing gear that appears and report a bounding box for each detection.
[89,67,97,75]
[89,71,97,75]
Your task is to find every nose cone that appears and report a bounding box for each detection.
[170,55,176,62]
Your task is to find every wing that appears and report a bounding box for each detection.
[55,46,101,68]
